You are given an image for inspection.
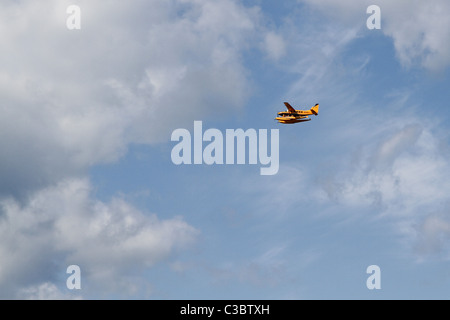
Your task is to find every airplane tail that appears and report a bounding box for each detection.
[311,104,319,115]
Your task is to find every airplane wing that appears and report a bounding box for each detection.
[284,102,296,113]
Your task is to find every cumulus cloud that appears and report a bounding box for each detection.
[0,0,263,197]
[0,178,198,298]
[0,0,283,299]
[380,0,450,72]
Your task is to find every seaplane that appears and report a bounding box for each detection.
[275,102,319,124]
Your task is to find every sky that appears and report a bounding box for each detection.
[1,0,450,300]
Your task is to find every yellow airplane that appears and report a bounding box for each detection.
[275,102,319,124]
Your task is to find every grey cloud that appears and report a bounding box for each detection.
[0,0,278,299]
[0,0,262,197]
[0,178,198,298]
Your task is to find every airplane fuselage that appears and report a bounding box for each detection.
[277,110,314,116]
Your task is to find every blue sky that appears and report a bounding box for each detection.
[1,0,450,299]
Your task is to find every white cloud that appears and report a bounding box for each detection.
[0,0,292,299]
[372,124,423,169]
[414,214,450,257]
[263,32,286,61]
[0,178,198,298]
[279,21,361,102]
[18,282,82,300]
[315,118,450,259]
[268,2,450,259]
[335,124,449,212]
[380,0,450,72]
[299,0,450,71]
[0,0,263,197]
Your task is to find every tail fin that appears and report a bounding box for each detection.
[311,103,319,115]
